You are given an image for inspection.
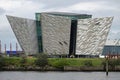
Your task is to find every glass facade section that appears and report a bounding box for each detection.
[102,46,120,55]
[69,20,77,56]
[35,13,43,53]
[48,13,92,20]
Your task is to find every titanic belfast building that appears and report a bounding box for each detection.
[6,12,113,56]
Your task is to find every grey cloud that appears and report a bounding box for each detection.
[107,0,120,5]
[30,0,99,9]
[29,0,120,12]
[108,32,120,40]
[0,8,5,15]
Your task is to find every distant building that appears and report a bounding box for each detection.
[6,12,113,57]
[102,40,120,56]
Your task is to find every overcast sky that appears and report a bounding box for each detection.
[0,0,120,51]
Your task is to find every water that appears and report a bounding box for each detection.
[0,71,120,80]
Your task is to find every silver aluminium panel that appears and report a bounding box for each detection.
[7,15,38,55]
[41,13,71,55]
[76,17,113,55]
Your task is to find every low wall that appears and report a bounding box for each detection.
[64,66,103,71]
[64,66,120,71]
[1,66,120,71]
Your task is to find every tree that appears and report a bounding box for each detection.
[83,60,93,67]
[0,57,5,70]
[35,53,48,70]
[20,56,27,68]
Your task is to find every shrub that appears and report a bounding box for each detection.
[54,60,68,69]
[50,59,69,69]
[3,57,21,67]
[108,59,116,69]
[34,53,48,69]
[20,56,27,67]
[83,60,93,67]
[116,58,120,65]
[0,57,5,69]
[102,58,120,70]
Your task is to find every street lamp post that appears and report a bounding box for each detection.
[106,56,109,76]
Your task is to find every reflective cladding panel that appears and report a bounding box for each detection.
[76,17,113,55]
[68,15,92,56]
[41,13,71,55]
[7,15,38,55]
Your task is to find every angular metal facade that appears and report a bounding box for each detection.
[41,14,71,55]
[7,15,38,55]
[76,17,113,55]
[6,13,113,56]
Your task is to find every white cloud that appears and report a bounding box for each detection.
[0,0,45,18]
[0,0,22,10]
